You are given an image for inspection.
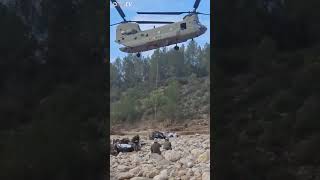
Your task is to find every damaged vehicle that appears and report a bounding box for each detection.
[164,132,178,138]
[115,143,134,152]
[149,131,166,140]
[111,137,141,155]
[149,131,179,140]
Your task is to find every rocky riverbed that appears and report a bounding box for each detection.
[110,134,210,180]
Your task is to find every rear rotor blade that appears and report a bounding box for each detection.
[110,0,126,21]
[193,0,201,10]
[137,11,189,15]
[137,11,209,15]
[129,20,174,24]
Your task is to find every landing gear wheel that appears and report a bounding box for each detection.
[136,52,141,57]
[174,45,179,51]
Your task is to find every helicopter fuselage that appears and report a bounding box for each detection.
[115,14,207,53]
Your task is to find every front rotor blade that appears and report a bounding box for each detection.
[193,0,201,10]
[110,22,122,26]
[110,0,126,21]
[197,12,210,15]
[137,11,189,15]
[130,21,174,24]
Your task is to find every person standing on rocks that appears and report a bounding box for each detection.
[110,142,118,156]
[131,135,140,151]
[162,137,172,150]
[151,139,162,155]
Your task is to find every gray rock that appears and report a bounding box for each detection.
[150,153,164,161]
[129,166,141,176]
[130,177,152,180]
[118,165,130,172]
[153,169,168,180]
[187,162,194,168]
[202,171,210,180]
[117,172,134,180]
[164,150,181,162]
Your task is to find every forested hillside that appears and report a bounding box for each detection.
[110,41,210,128]
[0,1,106,179]
[214,0,320,179]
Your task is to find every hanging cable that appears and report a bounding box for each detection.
[154,57,159,121]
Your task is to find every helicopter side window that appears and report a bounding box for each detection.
[180,23,187,30]
[122,29,138,35]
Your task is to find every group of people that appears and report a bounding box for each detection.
[111,134,173,156]
[151,137,172,155]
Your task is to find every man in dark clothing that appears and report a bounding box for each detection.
[131,135,140,151]
[151,139,162,155]
[132,135,140,143]
[162,138,172,150]
[110,143,118,156]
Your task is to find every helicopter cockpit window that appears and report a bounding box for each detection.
[180,23,187,30]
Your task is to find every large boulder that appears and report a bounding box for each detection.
[129,166,141,176]
[118,165,130,172]
[150,153,164,161]
[202,171,210,180]
[186,169,194,177]
[131,154,142,165]
[130,178,152,180]
[140,164,159,178]
[197,150,210,163]
[158,159,171,167]
[153,169,168,180]
[117,172,134,180]
[187,161,194,168]
[191,149,203,158]
[177,170,187,176]
[164,150,181,162]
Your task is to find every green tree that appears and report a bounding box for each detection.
[185,40,201,75]
[198,43,210,76]
[161,80,180,120]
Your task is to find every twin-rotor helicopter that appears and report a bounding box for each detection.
[110,0,210,57]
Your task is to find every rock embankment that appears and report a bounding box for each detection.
[110,134,210,180]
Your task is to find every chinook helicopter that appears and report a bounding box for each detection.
[110,0,209,57]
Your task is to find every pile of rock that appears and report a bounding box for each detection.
[110,134,210,180]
